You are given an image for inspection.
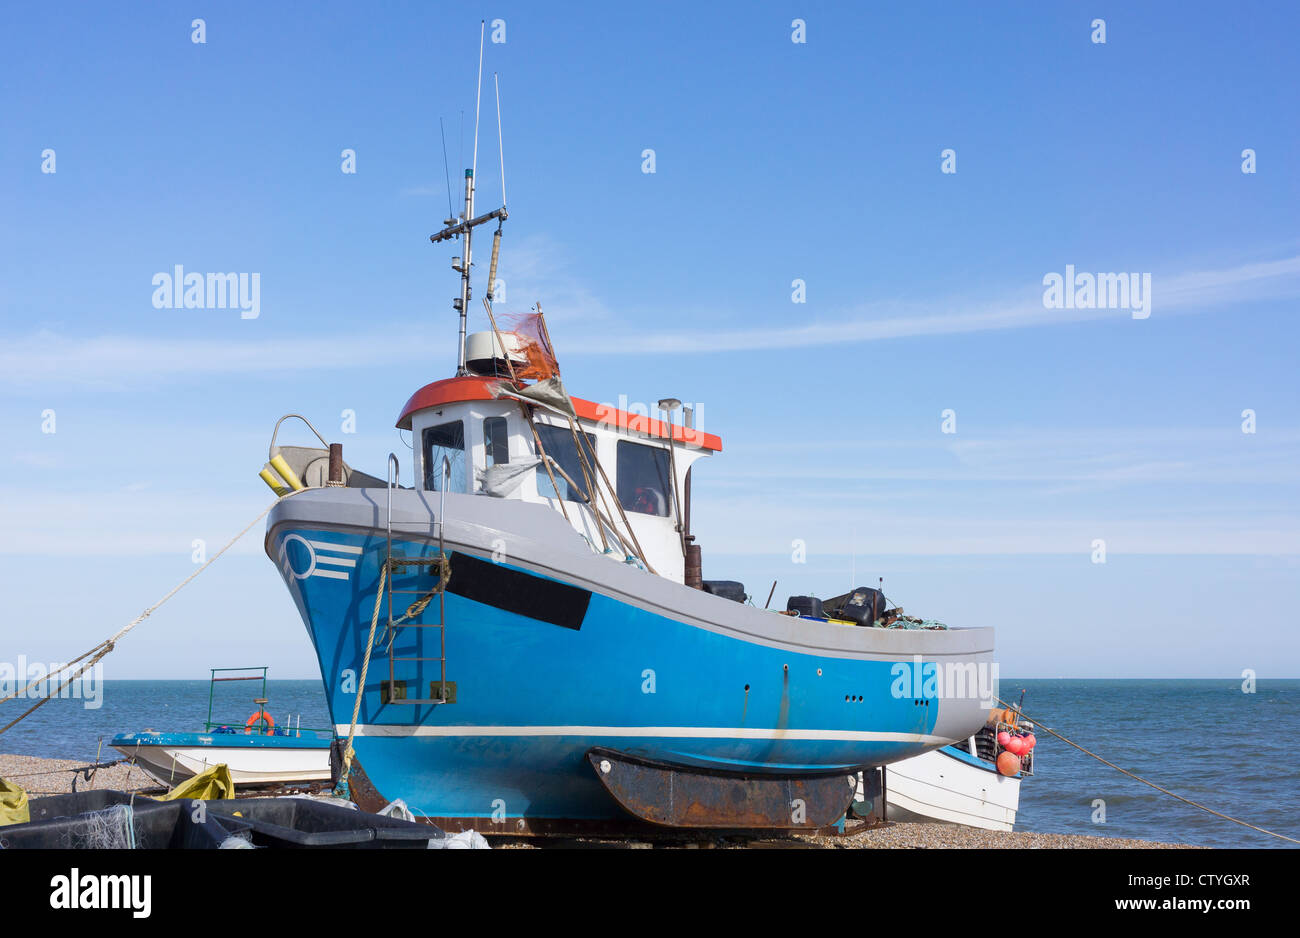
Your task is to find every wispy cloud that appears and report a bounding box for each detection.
[0,488,273,557]
[562,254,1300,355]
[4,252,1297,390]
[692,497,1300,557]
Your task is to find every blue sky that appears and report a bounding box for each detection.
[2,2,1298,679]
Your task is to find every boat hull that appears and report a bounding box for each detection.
[878,745,1021,831]
[112,732,332,788]
[267,488,998,827]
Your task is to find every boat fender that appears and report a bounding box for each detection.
[258,465,291,496]
[996,751,1021,777]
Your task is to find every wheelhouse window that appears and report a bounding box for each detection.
[483,416,509,467]
[423,420,465,492]
[534,423,595,503]
[617,440,672,517]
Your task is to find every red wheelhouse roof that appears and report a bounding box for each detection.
[396,376,723,452]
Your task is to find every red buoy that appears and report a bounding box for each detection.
[997,731,1011,747]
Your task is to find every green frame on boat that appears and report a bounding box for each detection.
[203,666,330,737]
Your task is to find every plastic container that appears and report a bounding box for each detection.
[1,793,252,849]
[205,797,444,848]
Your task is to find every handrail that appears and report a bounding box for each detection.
[268,413,331,460]
[437,455,450,550]
[386,453,400,547]
[437,456,449,694]
[202,722,333,737]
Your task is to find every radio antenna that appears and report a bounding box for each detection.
[472,19,485,181]
[494,72,506,206]
[428,22,508,376]
[438,117,454,221]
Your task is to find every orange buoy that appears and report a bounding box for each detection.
[996,751,1021,777]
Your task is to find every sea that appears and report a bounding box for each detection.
[3,677,1295,848]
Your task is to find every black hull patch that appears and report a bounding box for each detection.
[447,551,591,630]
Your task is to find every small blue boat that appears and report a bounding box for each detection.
[112,667,332,788]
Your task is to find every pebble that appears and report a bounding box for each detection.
[0,753,160,796]
[2,753,1197,847]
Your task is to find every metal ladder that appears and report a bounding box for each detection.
[382,453,452,705]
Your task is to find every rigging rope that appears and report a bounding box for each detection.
[336,563,388,793]
[999,697,1299,845]
[0,490,306,737]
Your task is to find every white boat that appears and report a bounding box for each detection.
[111,730,332,788]
[858,720,1036,832]
[111,666,332,789]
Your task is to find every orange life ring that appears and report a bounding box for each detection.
[245,710,275,734]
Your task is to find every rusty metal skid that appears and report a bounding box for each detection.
[586,746,860,830]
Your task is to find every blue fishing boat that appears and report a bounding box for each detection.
[257,44,996,833]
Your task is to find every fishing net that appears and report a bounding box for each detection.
[69,804,137,849]
[878,615,948,631]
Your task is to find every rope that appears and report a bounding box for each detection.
[998,697,1299,845]
[0,490,306,737]
[0,760,125,780]
[380,556,450,653]
[336,562,388,791]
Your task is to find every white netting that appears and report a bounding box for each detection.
[68,804,136,849]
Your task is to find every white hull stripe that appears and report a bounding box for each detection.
[311,568,349,580]
[315,556,358,567]
[334,724,950,744]
[308,539,363,554]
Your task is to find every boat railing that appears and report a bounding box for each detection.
[202,666,331,738]
[203,721,334,739]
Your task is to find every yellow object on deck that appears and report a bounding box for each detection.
[0,777,30,826]
[259,466,291,496]
[269,453,305,491]
[157,764,235,801]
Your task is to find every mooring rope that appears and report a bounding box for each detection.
[999,697,1299,845]
[0,490,306,737]
[0,760,125,780]
[336,562,388,793]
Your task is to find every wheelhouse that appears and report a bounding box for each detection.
[397,373,722,583]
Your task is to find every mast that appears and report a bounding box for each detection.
[457,167,475,375]
[431,21,507,375]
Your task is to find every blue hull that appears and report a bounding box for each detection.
[111,732,329,750]
[269,517,989,823]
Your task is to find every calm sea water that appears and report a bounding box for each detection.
[4,677,1295,848]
